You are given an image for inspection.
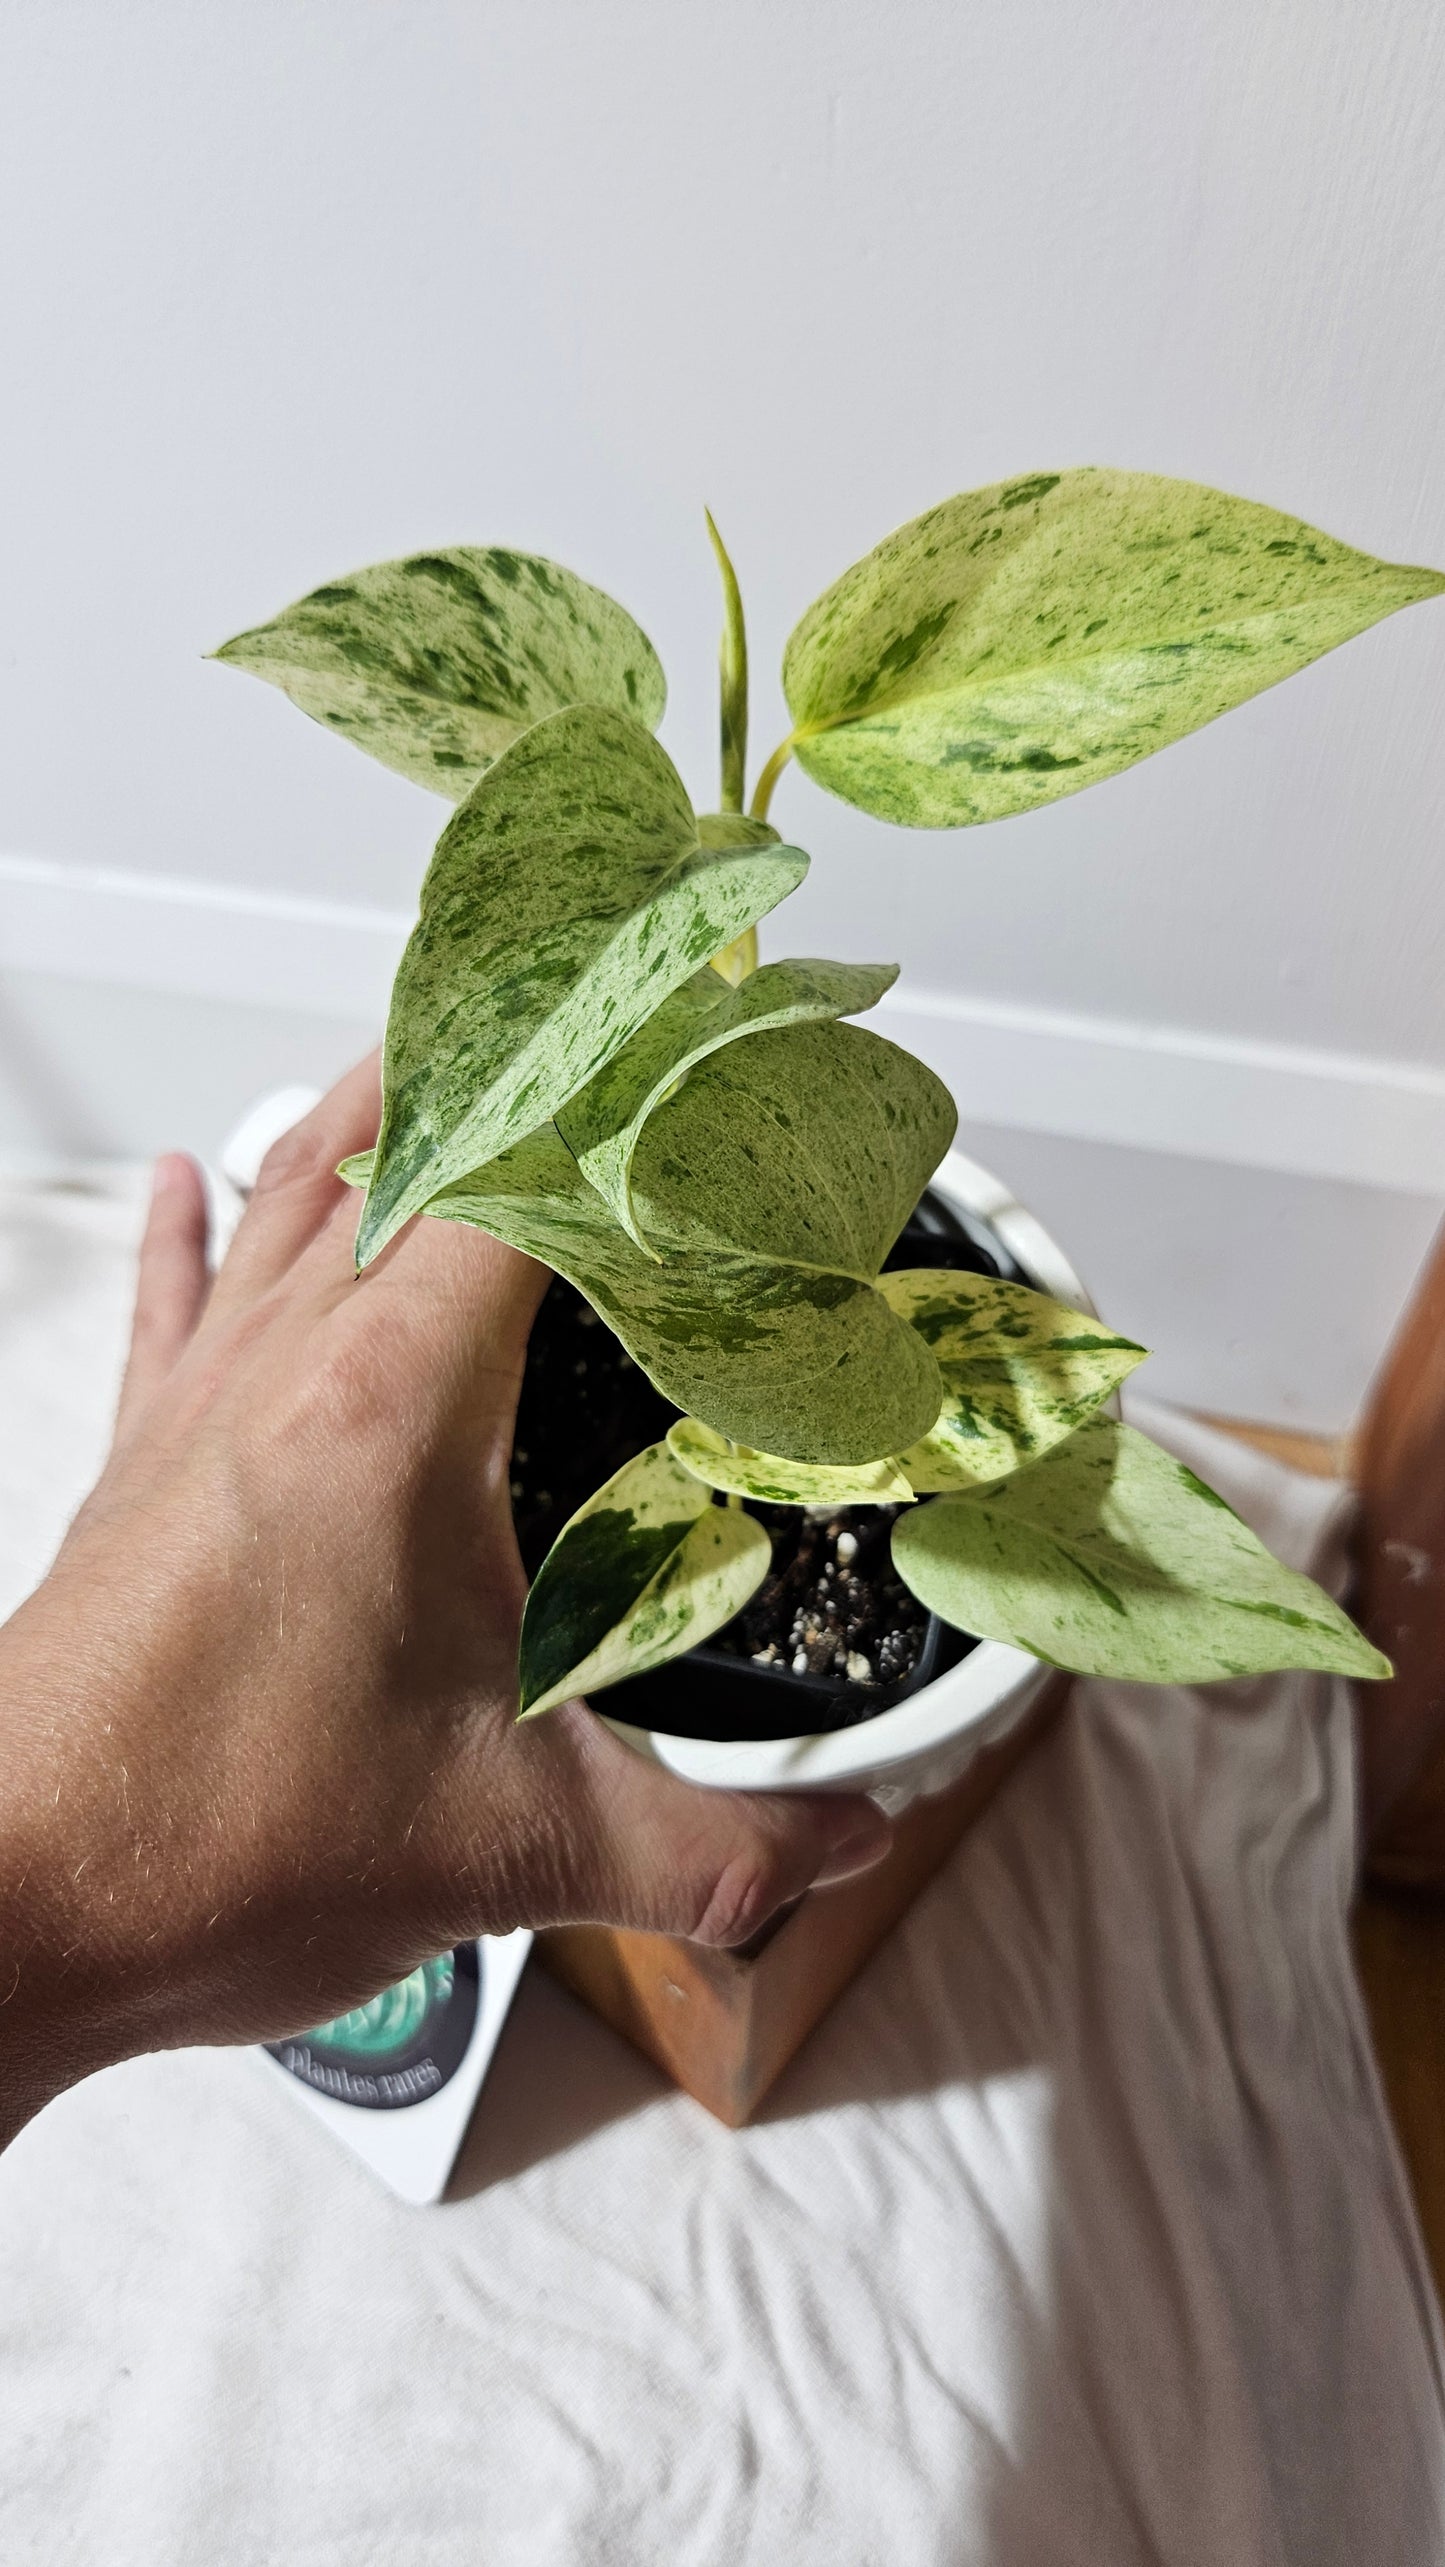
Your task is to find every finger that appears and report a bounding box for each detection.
[207,1052,381,1320]
[114,1155,210,1442]
[506,1709,892,1948]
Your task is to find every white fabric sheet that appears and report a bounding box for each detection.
[1,1167,1443,2565]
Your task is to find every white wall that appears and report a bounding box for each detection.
[2,0,1444,1427]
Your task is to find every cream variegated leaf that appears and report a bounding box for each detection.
[892,1419,1392,1683]
[662,1268,1141,1501]
[783,470,1445,827]
[688,809,785,986]
[556,955,897,1249]
[879,1268,1146,1489]
[518,1441,770,1720]
[356,707,807,1266]
[214,547,665,799]
[347,1018,953,1464]
[632,1019,956,1286]
[667,1415,915,1506]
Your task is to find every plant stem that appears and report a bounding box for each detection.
[705,510,748,815]
[709,925,758,986]
[749,734,795,822]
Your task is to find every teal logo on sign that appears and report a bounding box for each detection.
[268,1947,480,2110]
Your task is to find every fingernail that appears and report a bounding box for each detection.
[813,1808,892,1889]
[150,1154,188,1200]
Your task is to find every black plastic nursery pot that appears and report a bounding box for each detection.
[509,1187,1027,1745]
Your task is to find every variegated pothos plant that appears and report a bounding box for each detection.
[216,471,1445,1717]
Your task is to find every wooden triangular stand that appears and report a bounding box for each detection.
[538,1680,1064,2125]
[1356,1218,1445,1885]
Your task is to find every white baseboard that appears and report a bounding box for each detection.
[3,851,1443,1431]
[0,852,408,1025]
[5,848,1443,1198]
[874,988,1445,1200]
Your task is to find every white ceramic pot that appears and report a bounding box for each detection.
[600,1149,1093,1816]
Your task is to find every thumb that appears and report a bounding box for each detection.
[537,1706,893,1949]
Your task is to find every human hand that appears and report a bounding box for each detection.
[0,1059,889,2141]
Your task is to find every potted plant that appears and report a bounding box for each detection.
[215,470,1441,1805]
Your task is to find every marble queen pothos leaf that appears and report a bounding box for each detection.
[782,469,1445,827]
[518,1441,770,1720]
[355,707,807,1267]
[556,955,898,1250]
[666,1415,916,1506]
[891,1419,1392,1684]
[619,1015,957,1298]
[213,547,666,800]
[878,1268,1147,1490]
[345,1018,955,1463]
[660,1269,1143,1505]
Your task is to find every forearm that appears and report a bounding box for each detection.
[0,1508,480,2135]
[0,1494,370,2137]
[0,1582,145,2146]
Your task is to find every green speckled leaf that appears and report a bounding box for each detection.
[633,1019,956,1286]
[694,813,784,851]
[214,547,665,799]
[356,706,807,1266]
[427,1121,943,1464]
[892,1419,1392,1683]
[688,809,780,984]
[879,1268,1146,1489]
[415,1018,953,1463]
[667,1415,915,1506]
[783,470,1445,827]
[557,955,897,1249]
[518,1440,770,1720]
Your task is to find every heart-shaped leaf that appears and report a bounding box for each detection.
[214,547,666,799]
[660,1270,1142,1503]
[633,1018,955,1283]
[892,1418,1391,1682]
[879,1269,1146,1489]
[364,1017,952,1462]
[518,1440,770,1719]
[667,1415,916,1506]
[783,470,1445,827]
[556,955,897,1249]
[356,707,808,1266]
[356,1118,941,1462]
